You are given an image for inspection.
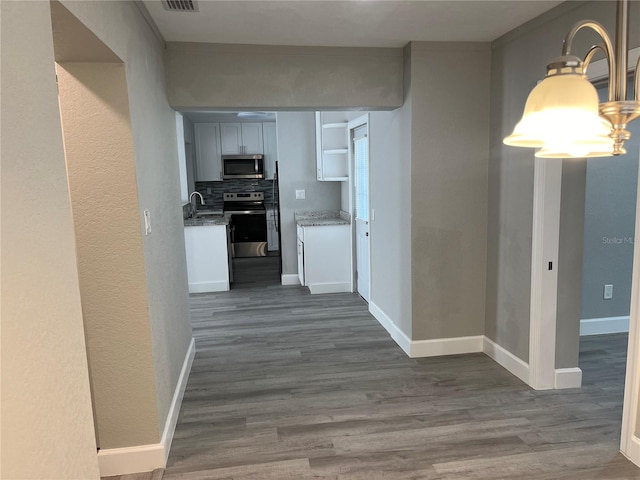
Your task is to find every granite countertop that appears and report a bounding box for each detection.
[295,210,351,227]
[184,212,230,227]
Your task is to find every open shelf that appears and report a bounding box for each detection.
[323,176,349,182]
[316,112,350,182]
[323,148,348,155]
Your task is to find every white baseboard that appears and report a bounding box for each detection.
[580,316,629,336]
[98,337,196,477]
[308,282,351,295]
[369,302,411,356]
[411,336,483,357]
[281,274,300,286]
[483,336,530,385]
[188,280,229,293]
[97,444,165,477]
[369,302,483,358]
[554,367,582,389]
[622,435,640,468]
[161,337,195,462]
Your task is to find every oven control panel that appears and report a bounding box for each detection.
[224,192,264,202]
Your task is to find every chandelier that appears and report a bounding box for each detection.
[504,0,640,158]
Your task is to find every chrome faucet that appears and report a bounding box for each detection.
[189,191,205,216]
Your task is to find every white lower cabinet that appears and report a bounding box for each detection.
[297,223,350,294]
[184,225,230,293]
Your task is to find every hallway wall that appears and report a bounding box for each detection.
[58,0,193,446]
[1,1,100,478]
[165,42,404,110]
[409,41,490,341]
[56,61,161,449]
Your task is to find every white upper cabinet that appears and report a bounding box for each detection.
[262,123,278,179]
[194,123,222,181]
[315,112,349,181]
[220,122,264,155]
[241,123,264,154]
[220,123,242,155]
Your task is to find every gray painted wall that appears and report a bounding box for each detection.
[276,112,342,276]
[581,83,640,321]
[165,43,403,110]
[556,160,586,369]
[368,45,413,337]
[369,109,413,336]
[409,42,490,340]
[487,1,639,362]
[60,0,193,443]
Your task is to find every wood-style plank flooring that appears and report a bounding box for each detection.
[113,258,640,479]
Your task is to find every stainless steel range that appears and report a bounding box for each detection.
[224,192,267,258]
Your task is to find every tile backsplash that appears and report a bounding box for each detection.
[195,179,277,210]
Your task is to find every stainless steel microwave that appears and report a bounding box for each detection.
[222,154,265,180]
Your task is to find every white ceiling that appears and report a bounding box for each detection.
[143,1,564,48]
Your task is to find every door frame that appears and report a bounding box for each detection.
[348,113,370,299]
[529,48,640,465]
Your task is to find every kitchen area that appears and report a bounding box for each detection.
[178,111,357,295]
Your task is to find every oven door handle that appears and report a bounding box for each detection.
[228,210,267,215]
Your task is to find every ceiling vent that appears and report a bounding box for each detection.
[162,0,198,12]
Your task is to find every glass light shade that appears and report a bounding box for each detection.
[504,73,613,154]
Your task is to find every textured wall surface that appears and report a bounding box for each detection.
[556,160,586,369]
[367,44,413,337]
[59,0,193,440]
[0,1,100,478]
[57,62,160,448]
[409,42,490,341]
[369,110,413,336]
[166,43,404,110]
[276,112,342,276]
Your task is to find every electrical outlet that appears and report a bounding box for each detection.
[295,189,306,200]
[604,284,613,300]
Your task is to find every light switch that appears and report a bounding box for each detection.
[604,284,613,299]
[144,209,152,235]
[296,189,306,200]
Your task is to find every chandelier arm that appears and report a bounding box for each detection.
[582,44,608,74]
[563,20,617,102]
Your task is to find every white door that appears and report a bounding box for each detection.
[353,125,370,302]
